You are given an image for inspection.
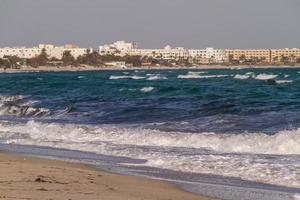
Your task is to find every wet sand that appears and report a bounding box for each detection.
[0,152,214,200]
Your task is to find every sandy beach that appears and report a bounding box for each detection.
[0,152,214,200]
[0,65,299,73]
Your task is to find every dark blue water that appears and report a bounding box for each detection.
[0,68,300,133]
[0,68,299,194]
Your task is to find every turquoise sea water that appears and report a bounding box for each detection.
[0,68,299,198]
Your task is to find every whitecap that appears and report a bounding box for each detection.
[187,71,207,75]
[234,74,250,80]
[109,75,131,80]
[0,95,49,117]
[276,80,294,84]
[131,76,145,80]
[255,74,278,80]
[109,75,145,80]
[140,86,154,93]
[147,75,167,80]
[178,74,229,79]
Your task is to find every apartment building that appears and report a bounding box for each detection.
[0,47,41,59]
[226,49,271,63]
[0,44,90,60]
[99,41,137,56]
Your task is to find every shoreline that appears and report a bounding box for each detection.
[0,65,299,73]
[0,151,214,200]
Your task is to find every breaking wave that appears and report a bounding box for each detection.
[255,74,278,80]
[0,96,50,117]
[178,73,230,79]
[146,74,168,80]
[109,75,145,80]
[140,86,155,93]
[1,121,299,156]
[276,80,294,84]
[1,121,299,187]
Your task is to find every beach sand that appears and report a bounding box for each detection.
[0,65,299,73]
[0,152,214,200]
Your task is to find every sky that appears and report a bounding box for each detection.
[0,0,299,49]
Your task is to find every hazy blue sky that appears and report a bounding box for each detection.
[0,0,299,48]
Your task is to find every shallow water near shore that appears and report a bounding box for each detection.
[0,68,300,199]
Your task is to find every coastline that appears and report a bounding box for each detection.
[0,65,299,73]
[0,151,214,200]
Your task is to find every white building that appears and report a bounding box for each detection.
[188,48,228,64]
[0,46,41,59]
[153,46,189,61]
[0,44,91,60]
[99,41,137,56]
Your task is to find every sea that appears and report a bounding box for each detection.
[0,67,299,200]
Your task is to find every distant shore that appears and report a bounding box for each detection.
[0,65,299,73]
[0,151,214,200]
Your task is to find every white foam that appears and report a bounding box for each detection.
[234,74,250,80]
[1,121,299,188]
[1,121,299,155]
[146,74,167,80]
[178,74,230,79]
[109,75,145,80]
[187,71,207,75]
[0,95,49,117]
[276,80,294,84]
[131,76,146,80]
[140,87,154,93]
[255,74,278,80]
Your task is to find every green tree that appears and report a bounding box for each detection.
[27,48,49,67]
[0,58,10,68]
[62,51,76,66]
[77,51,102,66]
[239,54,246,63]
[228,54,234,63]
[124,55,142,67]
[290,54,296,63]
[273,56,279,63]
[4,55,21,68]
[37,48,49,65]
[280,55,289,65]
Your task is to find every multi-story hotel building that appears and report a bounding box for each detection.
[226,49,271,63]
[270,48,300,63]
[189,48,227,64]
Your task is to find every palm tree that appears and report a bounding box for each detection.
[290,54,296,63]
[239,54,246,63]
[280,55,289,65]
[273,56,279,64]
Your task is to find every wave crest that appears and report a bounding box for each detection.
[0,95,50,117]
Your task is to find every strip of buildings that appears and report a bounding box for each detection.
[0,44,92,60]
[1,41,300,65]
[99,41,300,64]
